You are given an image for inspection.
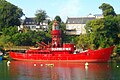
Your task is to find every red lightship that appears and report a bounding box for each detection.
[10,20,114,62]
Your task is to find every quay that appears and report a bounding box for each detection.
[4,46,31,51]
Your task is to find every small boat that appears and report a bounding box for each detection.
[10,20,114,62]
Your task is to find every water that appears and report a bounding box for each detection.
[0,60,120,80]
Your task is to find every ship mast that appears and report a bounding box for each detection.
[51,20,61,47]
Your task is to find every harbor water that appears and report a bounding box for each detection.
[0,60,120,80]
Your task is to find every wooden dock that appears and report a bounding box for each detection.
[4,46,31,51]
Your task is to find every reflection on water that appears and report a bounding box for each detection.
[0,61,120,80]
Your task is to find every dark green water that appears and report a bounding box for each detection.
[0,60,120,80]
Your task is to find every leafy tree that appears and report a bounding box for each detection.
[84,16,120,49]
[54,15,61,22]
[48,20,54,34]
[44,32,52,44]
[117,15,120,41]
[0,35,11,47]
[99,3,116,17]
[2,26,18,36]
[0,0,23,31]
[10,30,49,46]
[76,34,91,49]
[104,16,120,44]
[35,9,47,25]
[85,18,108,48]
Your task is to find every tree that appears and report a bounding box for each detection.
[2,26,18,36]
[35,9,47,25]
[0,35,11,47]
[86,19,107,47]
[99,3,116,17]
[54,15,61,22]
[84,16,120,49]
[0,0,23,31]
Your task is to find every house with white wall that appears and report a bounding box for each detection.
[18,17,51,32]
[65,14,103,35]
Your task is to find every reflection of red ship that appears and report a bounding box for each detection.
[9,61,111,80]
[10,20,114,62]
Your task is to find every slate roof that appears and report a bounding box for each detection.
[94,14,103,17]
[23,17,36,25]
[22,17,50,25]
[66,17,96,24]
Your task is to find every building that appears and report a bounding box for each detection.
[18,17,51,32]
[66,17,95,35]
[65,14,103,35]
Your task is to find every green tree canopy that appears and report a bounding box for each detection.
[2,26,18,36]
[0,0,23,31]
[35,9,47,24]
[54,15,62,22]
[99,3,116,17]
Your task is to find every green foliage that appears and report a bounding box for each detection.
[35,9,47,24]
[115,44,120,55]
[11,31,48,46]
[54,16,61,22]
[0,0,23,31]
[104,16,120,45]
[84,16,120,49]
[76,34,92,49]
[2,26,18,36]
[48,21,54,34]
[44,32,52,44]
[11,33,29,46]
[0,35,11,47]
[99,3,116,17]
[85,19,107,48]
[62,35,76,43]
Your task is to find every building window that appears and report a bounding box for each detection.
[26,22,28,24]
[32,26,36,29]
[73,21,74,23]
[32,22,34,24]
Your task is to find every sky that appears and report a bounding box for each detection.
[6,0,120,22]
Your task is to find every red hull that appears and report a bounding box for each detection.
[10,46,114,62]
